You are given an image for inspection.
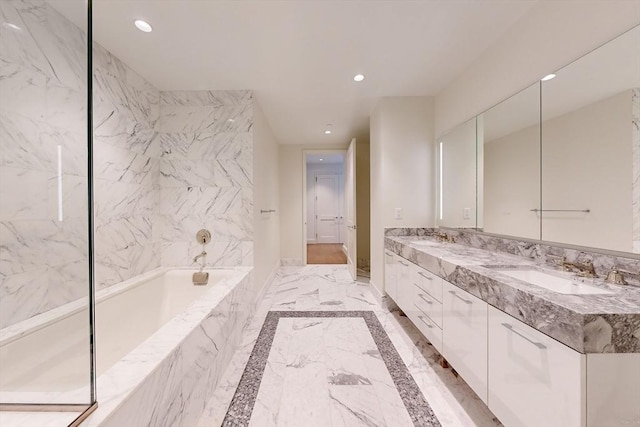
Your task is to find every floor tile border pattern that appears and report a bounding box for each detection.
[222,310,441,427]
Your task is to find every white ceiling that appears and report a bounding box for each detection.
[306,153,345,165]
[482,25,639,143]
[50,0,537,145]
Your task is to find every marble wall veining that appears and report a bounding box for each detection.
[1,0,256,328]
[0,0,89,328]
[92,42,162,290]
[155,90,254,268]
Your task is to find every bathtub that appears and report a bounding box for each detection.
[0,267,255,426]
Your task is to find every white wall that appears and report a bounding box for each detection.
[370,97,435,296]
[253,102,281,292]
[279,144,348,264]
[435,1,640,138]
[306,162,344,244]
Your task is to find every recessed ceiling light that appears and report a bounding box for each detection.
[134,20,153,33]
[319,158,324,161]
[3,22,21,30]
[324,130,332,135]
[541,73,556,81]
[353,74,365,82]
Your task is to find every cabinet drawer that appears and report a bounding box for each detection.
[488,306,586,427]
[411,304,443,353]
[414,284,443,328]
[414,267,442,302]
[442,280,488,403]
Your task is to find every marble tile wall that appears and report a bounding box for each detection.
[92,42,162,290]
[0,0,90,328]
[1,0,255,328]
[154,90,254,268]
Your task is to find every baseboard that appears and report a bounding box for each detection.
[368,279,385,303]
[280,258,304,266]
[255,262,279,304]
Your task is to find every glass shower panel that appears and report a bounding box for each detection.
[0,0,94,417]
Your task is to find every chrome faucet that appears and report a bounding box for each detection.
[560,257,597,278]
[435,232,455,243]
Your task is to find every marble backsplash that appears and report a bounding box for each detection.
[0,0,255,328]
[385,227,640,287]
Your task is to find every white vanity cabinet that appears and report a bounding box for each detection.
[442,280,488,403]
[396,257,414,311]
[384,250,398,301]
[409,264,443,352]
[488,306,586,427]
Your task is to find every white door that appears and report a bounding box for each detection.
[345,138,357,279]
[315,174,340,243]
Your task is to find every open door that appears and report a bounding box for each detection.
[345,138,357,279]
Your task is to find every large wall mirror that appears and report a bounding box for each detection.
[437,117,477,229]
[479,83,541,240]
[438,24,640,255]
[541,26,639,253]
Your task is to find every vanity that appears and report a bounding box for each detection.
[384,230,640,427]
[395,24,640,427]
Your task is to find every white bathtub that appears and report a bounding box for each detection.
[0,267,255,425]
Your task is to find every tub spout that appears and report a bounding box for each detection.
[193,251,207,263]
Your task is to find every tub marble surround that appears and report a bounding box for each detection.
[385,230,640,354]
[79,267,254,427]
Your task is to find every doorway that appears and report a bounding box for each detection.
[304,151,347,264]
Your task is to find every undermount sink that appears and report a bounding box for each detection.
[489,267,614,295]
[410,240,439,247]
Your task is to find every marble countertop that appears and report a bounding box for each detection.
[385,236,640,354]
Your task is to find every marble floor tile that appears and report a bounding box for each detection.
[198,265,501,427]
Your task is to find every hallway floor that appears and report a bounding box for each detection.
[197,265,501,427]
[307,244,347,264]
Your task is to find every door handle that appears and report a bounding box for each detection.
[417,271,433,280]
[501,323,547,349]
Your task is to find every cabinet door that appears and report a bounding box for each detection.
[384,251,397,301]
[488,306,586,427]
[442,280,488,403]
[396,257,413,311]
